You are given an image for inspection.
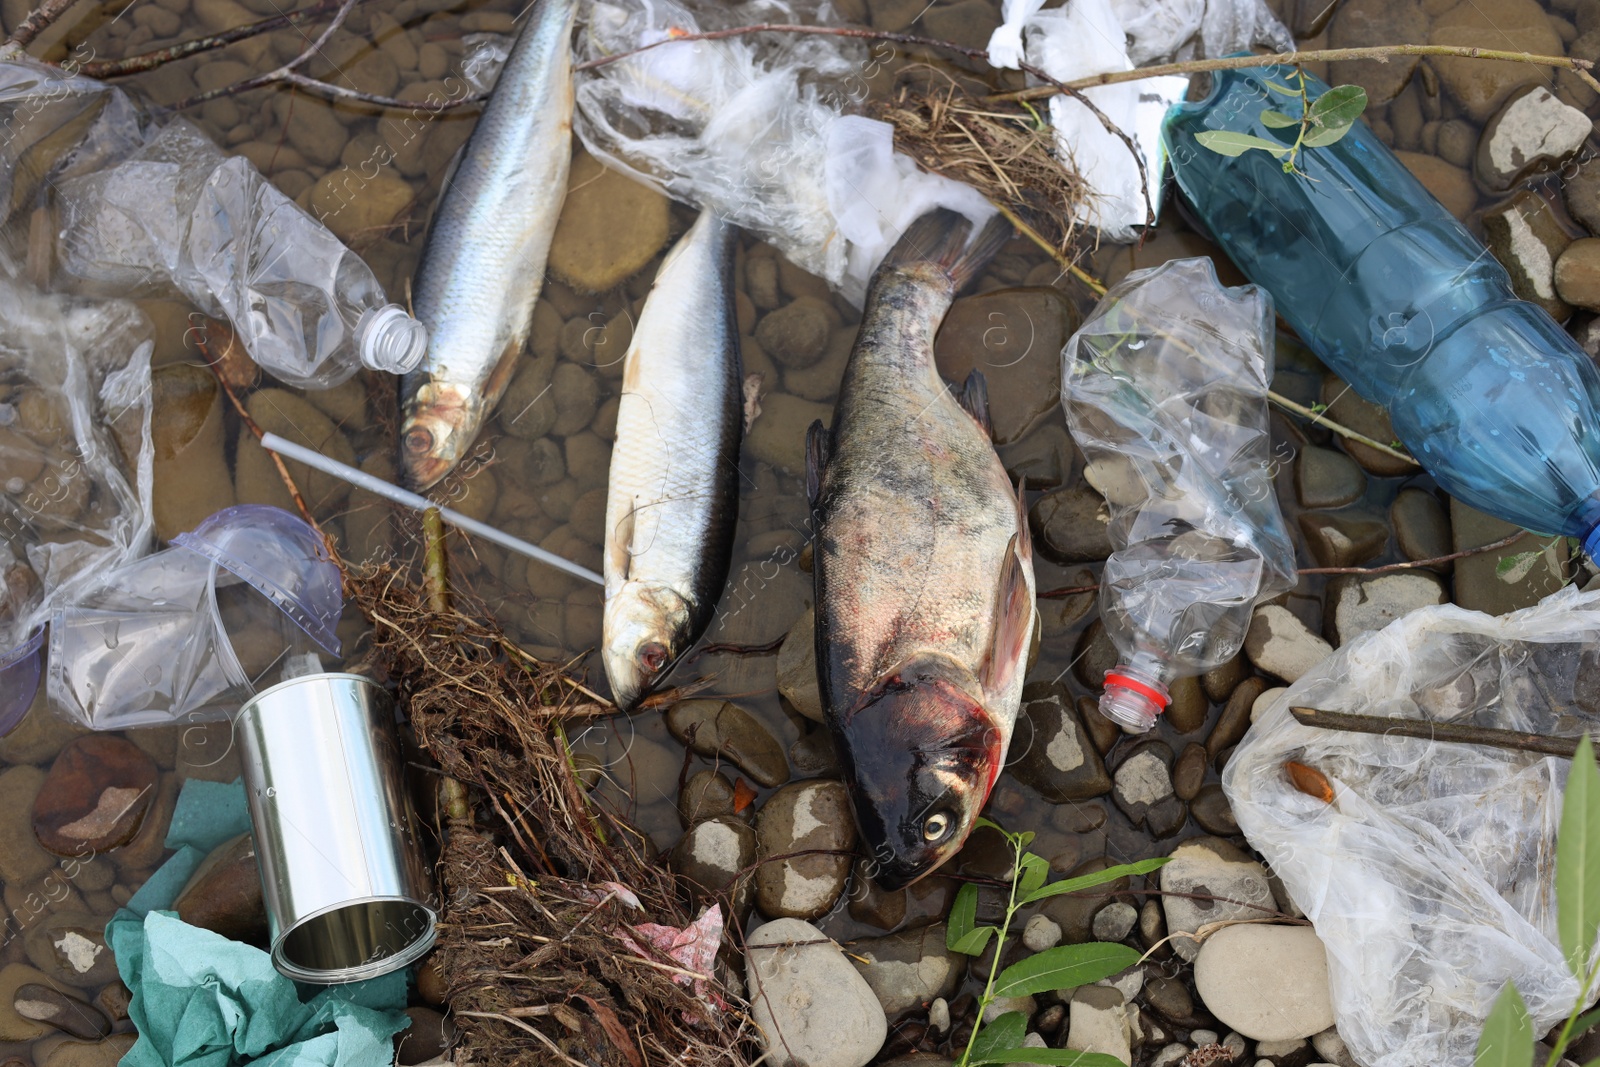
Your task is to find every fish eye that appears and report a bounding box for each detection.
[403,427,435,455]
[922,811,953,843]
[638,642,668,674]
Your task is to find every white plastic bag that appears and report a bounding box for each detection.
[574,0,995,305]
[1225,587,1600,1067]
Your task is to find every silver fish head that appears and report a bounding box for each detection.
[602,581,694,711]
[400,378,485,490]
[834,656,1002,890]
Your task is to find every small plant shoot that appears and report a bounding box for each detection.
[1195,68,1368,175]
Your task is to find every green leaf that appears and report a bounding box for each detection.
[951,926,997,956]
[1015,830,1036,851]
[976,816,1003,834]
[1022,857,1170,905]
[1558,735,1600,978]
[1019,854,1050,896]
[1567,1004,1600,1038]
[947,883,979,952]
[971,1049,1129,1067]
[969,1011,1027,1063]
[993,943,1141,998]
[1307,83,1367,129]
[1259,109,1299,128]
[1194,130,1290,158]
[1301,122,1355,149]
[1496,551,1541,585]
[1474,983,1533,1067]
[1262,77,1300,95]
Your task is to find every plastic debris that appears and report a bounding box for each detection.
[49,504,342,730]
[1225,586,1600,1067]
[1062,257,1295,731]
[574,0,996,305]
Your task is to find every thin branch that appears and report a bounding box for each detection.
[422,506,450,614]
[1289,705,1587,759]
[989,197,1105,295]
[7,0,77,49]
[1268,389,1419,466]
[1297,530,1525,575]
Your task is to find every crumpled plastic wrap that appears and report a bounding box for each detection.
[1225,586,1600,1067]
[0,275,153,730]
[574,0,995,305]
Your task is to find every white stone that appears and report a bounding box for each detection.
[1193,924,1337,1042]
[1223,1031,1248,1059]
[1067,988,1131,1066]
[984,995,1037,1023]
[1327,572,1448,647]
[1245,606,1333,683]
[745,918,887,1067]
[1092,902,1138,943]
[1311,1027,1358,1067]
[1023,914,1063,952]
[1114,750,1172,807]
[1251,687,1287,724]
[1255,1037,1310,1059]
[1161,837,1277,962]
[1191,1030,1219,1046]
[1479,88,1591,189]
[1151,1044,1188,1067]
[1097,964,1143,1002]
[928,997,950,1034]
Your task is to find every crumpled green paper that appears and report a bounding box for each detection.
[105,778,410,1067]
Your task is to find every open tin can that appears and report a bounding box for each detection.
[237,671,436,983]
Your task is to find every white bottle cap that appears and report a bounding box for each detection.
[356,304,428,375]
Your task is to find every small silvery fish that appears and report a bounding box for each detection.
[399,0,578,490]
[808,208,1035,890]
[602,212,743,710]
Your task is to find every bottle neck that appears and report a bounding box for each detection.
[354,304,428,376]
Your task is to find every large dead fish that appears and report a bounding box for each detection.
[399,0,578,490]
[808,208,1035,890]
[602,212,743,710]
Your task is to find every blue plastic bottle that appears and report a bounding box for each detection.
[1164,65,1600,559]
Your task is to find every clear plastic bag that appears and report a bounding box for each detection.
[574,0,995,305]
[1225,586,1600,1067]
[1061,257,1296,730]
[0,274,153,734]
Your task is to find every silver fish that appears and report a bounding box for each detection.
[808,208,1035,890]
[602,212,743,710]
[400,0,578,490]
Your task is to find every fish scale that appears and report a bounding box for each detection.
[399,0,579,490]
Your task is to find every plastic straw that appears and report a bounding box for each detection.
[258,432,604,586]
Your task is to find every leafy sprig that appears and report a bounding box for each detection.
[1194,68,1367,175]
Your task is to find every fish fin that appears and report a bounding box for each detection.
[806,419,829,506]
[982,481,1034,700]
[881,209,1013,291]
[955,370,992,439]
[605,501,635,589]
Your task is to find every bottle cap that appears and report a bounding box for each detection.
[1099,666,1169,733]
[356,304,428,376]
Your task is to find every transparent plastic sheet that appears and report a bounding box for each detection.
[0,52,420,390]
[0,275,154,733]
[573,0,996,305]
[985,0,1289,240]
[1224,586,1600,1067]
[1061,257,1295,727]
[49,505,342,731]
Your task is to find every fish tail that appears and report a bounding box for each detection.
[881,209,1013,290]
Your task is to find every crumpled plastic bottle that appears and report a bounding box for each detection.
[1062,257,1297,731]
[0,51,425,389]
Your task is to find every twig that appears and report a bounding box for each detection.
[78,0,378,78]
[1298,530,1525,575]
[422,507,451,614]
[988,198,1105,295]
[456,1013,592,1067]
[6,0,76,49]
[1289,705,1588,759]
[1268,389,1419,466]
[689,635,786,661]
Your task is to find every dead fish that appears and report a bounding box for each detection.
[808,208,1034,890]
[602,212,743,711]
[399,0,578,490]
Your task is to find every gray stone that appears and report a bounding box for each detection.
[1010,684,1112,802]
[935,287,1078,445]
[757,301,833,369]
[679,770,739,827]
[1193,924,1336,1041]
[1450,498,1569,615]
[1042,858,1130,944]
[1112,740,1175,830]
[789,730,840,777]
[1029,486,1112,565]
[1144,975,1201,1027]
[1161,837,1277,962]
[1165,676,1208,735]
[746,918,887,1067]
[1327,0,1427,105]
[1091,902,1137,943]
[1324,572,1449,647]
[666,700,790,788]
[1483,191,1574,320]
[776,608,824,723]
[1297,512,1388,569]
[848,857,906,930]
[849,923,962,1015]
[1436,119,1477,169]
[1066,986,1130,1064]
[982,995,1037,1023]
[1201,656,1249,706]
[1210,677,1269,759]
[1311,1028,1359,1067]
[1073,619,1118,691]
[24,913,118,989]
[1254,1037,1313,1067]
[1150,1044,1189,1067]
[754,780,856,920]
[1244,608,1333,684]
[1476,87,1592,192]
[1173,743,1207,802]
[1191,784,1241,836]
[12,985,109,1040]
[1391,488,1452,566]
[1023,914,1063,952]
[1318,379,1413,476]
[1567,158,1600,236]
[1294,447,1366,510]
[672,816,756,910]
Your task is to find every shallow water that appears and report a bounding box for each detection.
[0,0,1597,1057]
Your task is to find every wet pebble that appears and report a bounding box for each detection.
[1172,743,1207,802]
[1028,486,1112,565]
[1391,488,1452,566]
[850,923,962,1015]
[1112,740,1184,838]
[498,352,559,440]
[33,1032,138,1067]
[754,780,855,921]
[666,700,790,788]
[1161,838,1277,962]
[12,986,108,1041]
[24,913,118,989]
[1244,608,1333,685]
[1079,695,1121,756]
[238,389,355,510]
[776,609,824,723]
[1323,572,1448,647]
[1092,902,1137,943]
[1476,87,1591,192]
[1396,151,1477,220]
[847,857,906,930]
[1144,975,1202,1028]
[757,301,833,369]
[1568,158,1600,236]
[1317,378,1413,477]
[1311,1027,1359,1067]
[1072,619,1118,691]
[1297,512,1388,569]
[1009,684,1111,802]
[934,287,1076,445]
[33,737,158,857]
[1041,858,1130,944]
[1253,1037,1310,1065]
[788,729,840,777]
[415,955,447,1006]
[1193,925,1335,1041]
[1208,677,1267,760]
[1429,0,1562,122]
[396,1006,457,1065]
[745,393,832,475]
[1023,914,1062,952]
[172,832,267,944]
[745,918,886,1067]
[1327,0,1426,104]
[91,983,129,1025]
[1451,500,1568,614]
[550,363,600,437]
[1483,191,1574,320]
[671,815,756,911]
[1068,986,1131,1063]
[548,153,671,293]
[679,770,739,826]
[0,768,57,884]
[746,255,781,308]
[1293,446,1366,510]
[1164,676,1208,735]
[308,169,413,243]
[1190,784,1240,836]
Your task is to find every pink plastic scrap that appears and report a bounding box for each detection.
[618,905,728,1017]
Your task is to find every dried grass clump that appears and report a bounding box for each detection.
[347,559,758,1067]
[872,66,1095,263]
